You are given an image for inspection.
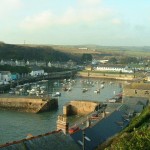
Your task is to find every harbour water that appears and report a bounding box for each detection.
[0,78,123,145]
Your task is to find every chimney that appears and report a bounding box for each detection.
[57,115,69,134]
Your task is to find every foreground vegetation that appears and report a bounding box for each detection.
[98,106,150,150]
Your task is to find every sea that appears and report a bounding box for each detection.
[0,77,123,145]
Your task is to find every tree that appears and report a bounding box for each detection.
[108,57,118,64]
[81,54,92,63]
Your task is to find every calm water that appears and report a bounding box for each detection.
[0,78,123,144]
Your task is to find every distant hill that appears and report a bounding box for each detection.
[51,45,150,57]
[0,43,149,62]
[0,43,80,62]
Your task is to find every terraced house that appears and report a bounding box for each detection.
[95,65,133,73]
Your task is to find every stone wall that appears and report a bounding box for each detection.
[0,97,58,113]
[77,72,134,80]
[63,100,100,116]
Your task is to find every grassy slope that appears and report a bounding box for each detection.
[98,106,150,150]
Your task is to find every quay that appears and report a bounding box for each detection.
[0,94,58,113]
[77,71,134,80]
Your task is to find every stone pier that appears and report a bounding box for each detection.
[0,96,58,113]
[63,100,101,116]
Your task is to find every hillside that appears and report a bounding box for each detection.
[98,106,150,150]
[51,45,150,57]
[0,43,80,62]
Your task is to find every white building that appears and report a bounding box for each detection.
[0,71,12,82]
[95,65,133,73]
[30,67,44,76]
[48,62,52,67]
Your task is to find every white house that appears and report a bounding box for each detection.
[48,62,52,67]
[99,60,109,64]
[30,66,44,77]
[95,65,133,73]
[0,71,12,82]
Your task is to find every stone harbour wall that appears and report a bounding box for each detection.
[77,72,134,80]
[0,97,58,113]
[63,100,100,116]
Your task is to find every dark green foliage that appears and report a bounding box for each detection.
[106,125,150,150]
[123,106,150,133]
[81,54,92,63]
[120,57,139,64]
[108,57,118,64]
[42,67,71,73]
[0,65,30,74]
[0,44,79,62]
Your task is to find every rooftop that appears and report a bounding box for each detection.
[125,82,150,90]
[0,130,80,150]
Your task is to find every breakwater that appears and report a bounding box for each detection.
[0,96,58,113]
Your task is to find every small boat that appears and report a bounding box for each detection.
[67,87,72,91]
[69,126,80,134]
[55,92,61,96]
[101,84,104,89]
[108,99,116,103]
[62,87,68,91]
[94,89,100,94]
[82,88,88,93]
[52,92,61,97]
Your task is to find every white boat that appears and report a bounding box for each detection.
[108,99,116,103]
[52,92,61,97]
[101,84,104,89]
[67,87,72,91]
[82,88,88,93]
[94,89,100,94]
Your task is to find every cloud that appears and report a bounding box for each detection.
[111,18,122,25]
[0,0,22,19]
[21,11,55,30]
[20,0,113,31]
[77,0,102,6]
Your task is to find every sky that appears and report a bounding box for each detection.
[0,0,150,46]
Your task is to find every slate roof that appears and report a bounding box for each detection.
[123,97,149,107]
[30,66,44,71]
[0,130,80,150]
[71,108,130,150]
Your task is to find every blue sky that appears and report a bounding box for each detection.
[0,0,150,46]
